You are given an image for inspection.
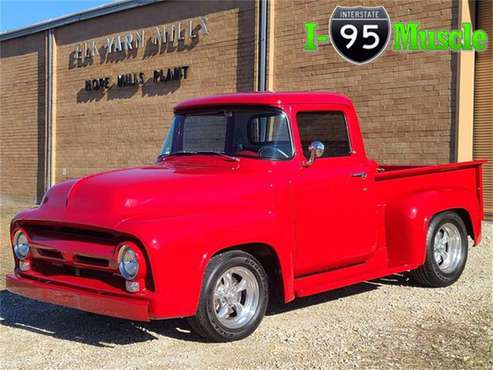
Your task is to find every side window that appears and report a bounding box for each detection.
[297,111,351,158]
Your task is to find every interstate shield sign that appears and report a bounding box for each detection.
[329,6,391,64]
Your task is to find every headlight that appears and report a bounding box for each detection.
[118,245,139,280]
[13,230,30,260]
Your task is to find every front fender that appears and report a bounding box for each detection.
[385,188,481,267]
[116,210,294,319]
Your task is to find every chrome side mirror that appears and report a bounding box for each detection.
[304,141,325,167]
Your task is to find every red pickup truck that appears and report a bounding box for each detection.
[7,92,485,342]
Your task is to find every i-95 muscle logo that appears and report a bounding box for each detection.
[304,6,391,65]
[304,5,489,64]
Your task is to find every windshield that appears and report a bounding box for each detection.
[160,108,293,160]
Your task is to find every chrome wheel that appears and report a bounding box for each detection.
[213,266,260,329]
[433,223,463,274]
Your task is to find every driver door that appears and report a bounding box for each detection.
[292,107,377,277]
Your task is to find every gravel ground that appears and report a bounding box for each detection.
[0,223,491,369]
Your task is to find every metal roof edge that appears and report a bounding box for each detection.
[0,0,159,42]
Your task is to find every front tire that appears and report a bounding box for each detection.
[188,250,269,342]
[409,211,468,287]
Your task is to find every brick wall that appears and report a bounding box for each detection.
[271,0,458,165]
[0,33,46,205]
[53,0,257,182]
[0,0,460,206]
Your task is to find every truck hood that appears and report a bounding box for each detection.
[22,160,274,229]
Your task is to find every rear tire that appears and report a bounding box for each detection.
[188,250,269,342]
[409,211,468,287]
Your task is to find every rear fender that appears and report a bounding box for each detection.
[385,189,481,267]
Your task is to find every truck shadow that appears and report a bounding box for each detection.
[0,289,202,346]
[267,273,417,316]
[0,274,416,346]
[267,281,378,316]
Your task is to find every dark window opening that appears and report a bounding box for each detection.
[297,111,351,159]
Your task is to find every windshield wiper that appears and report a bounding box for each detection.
[166,151,199,156]
[157,151,200,162]
[195,151,240,162]
[164,151,239,162]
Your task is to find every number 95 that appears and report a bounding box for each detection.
[340,24,380,50]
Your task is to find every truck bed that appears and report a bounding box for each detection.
[375,160,486,181]
[375,161,485,213]
[374,160,485,258]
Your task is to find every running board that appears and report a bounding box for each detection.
[293,261,419,298]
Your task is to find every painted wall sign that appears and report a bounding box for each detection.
[73,16,208,67]
[84,65,189,91]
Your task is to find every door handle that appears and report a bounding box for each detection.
[352,171,367,179]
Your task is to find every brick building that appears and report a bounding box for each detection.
[0,0,492,219]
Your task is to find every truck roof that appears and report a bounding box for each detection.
[174,92,352,112]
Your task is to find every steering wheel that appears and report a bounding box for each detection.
[257,146,289,159]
